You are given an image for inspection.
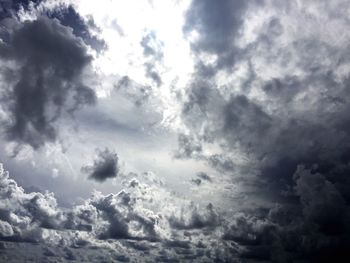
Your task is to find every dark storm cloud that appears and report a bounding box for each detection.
[0,17,96,149]
[179,74,350,261]
[179,0,350,261]
[221,166,350,262]
[81,148,120,182]
[181,0,350,184]
[223,95,273,153]
[47,5,106,52]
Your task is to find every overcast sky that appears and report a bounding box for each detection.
[1,0,350,262]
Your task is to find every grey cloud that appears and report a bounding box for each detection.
[77,187,161,242]
[81,148,120,182]
[181,18,350,185]
[222,95,273,156]
[183,0,254,72]
[91,193,130,239]
[0,220,13,238]
[207,154,235,173]
[140,31,163,60]
[0,0,43,20]
[144,62,162,87]
[168,203,219,230]
[0,17,96,149]
[47,5,107,52]
[191,172,212,186]
[190,178,201,186]
[0,163,63,242]
[174,134,202,159]
[0,163,160,244]
[0,162,247,262]
[219,164,350,262]
[178,1,350,261]
[140,31,163,87]
[293,166,348,235]
[115,75,152,107]
[184,0,247,55]
[196,172,211,182]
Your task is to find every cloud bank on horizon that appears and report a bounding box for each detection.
[1,0,350,262]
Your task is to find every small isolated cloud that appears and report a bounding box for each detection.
[81,148,120,182]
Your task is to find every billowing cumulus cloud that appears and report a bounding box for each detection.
[0,163,234,262]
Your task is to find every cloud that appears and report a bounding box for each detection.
[184,0,246,54]
[179,0,350,187]
[168,203,219,230]
[196,172,211,182]
[140,31,163,87]
[0,163,63,242]
[183,0,251,71]
[191,172,212,186]
[293,166,347,236]
[175,1,350,261]
[0,16,96,149]
[81,148,120,182]
[0,162,234,261]
[0,0,43,20]
[2,1,350,262]
[114,76,152,107]
[174,134,202,159]
[140,31,163,61]
[0,220,13,238]
[47,4,106,52]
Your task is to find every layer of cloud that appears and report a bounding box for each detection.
[1,0,350,262]
[0,163,235,262]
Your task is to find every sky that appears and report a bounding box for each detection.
[0,0,350,262]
